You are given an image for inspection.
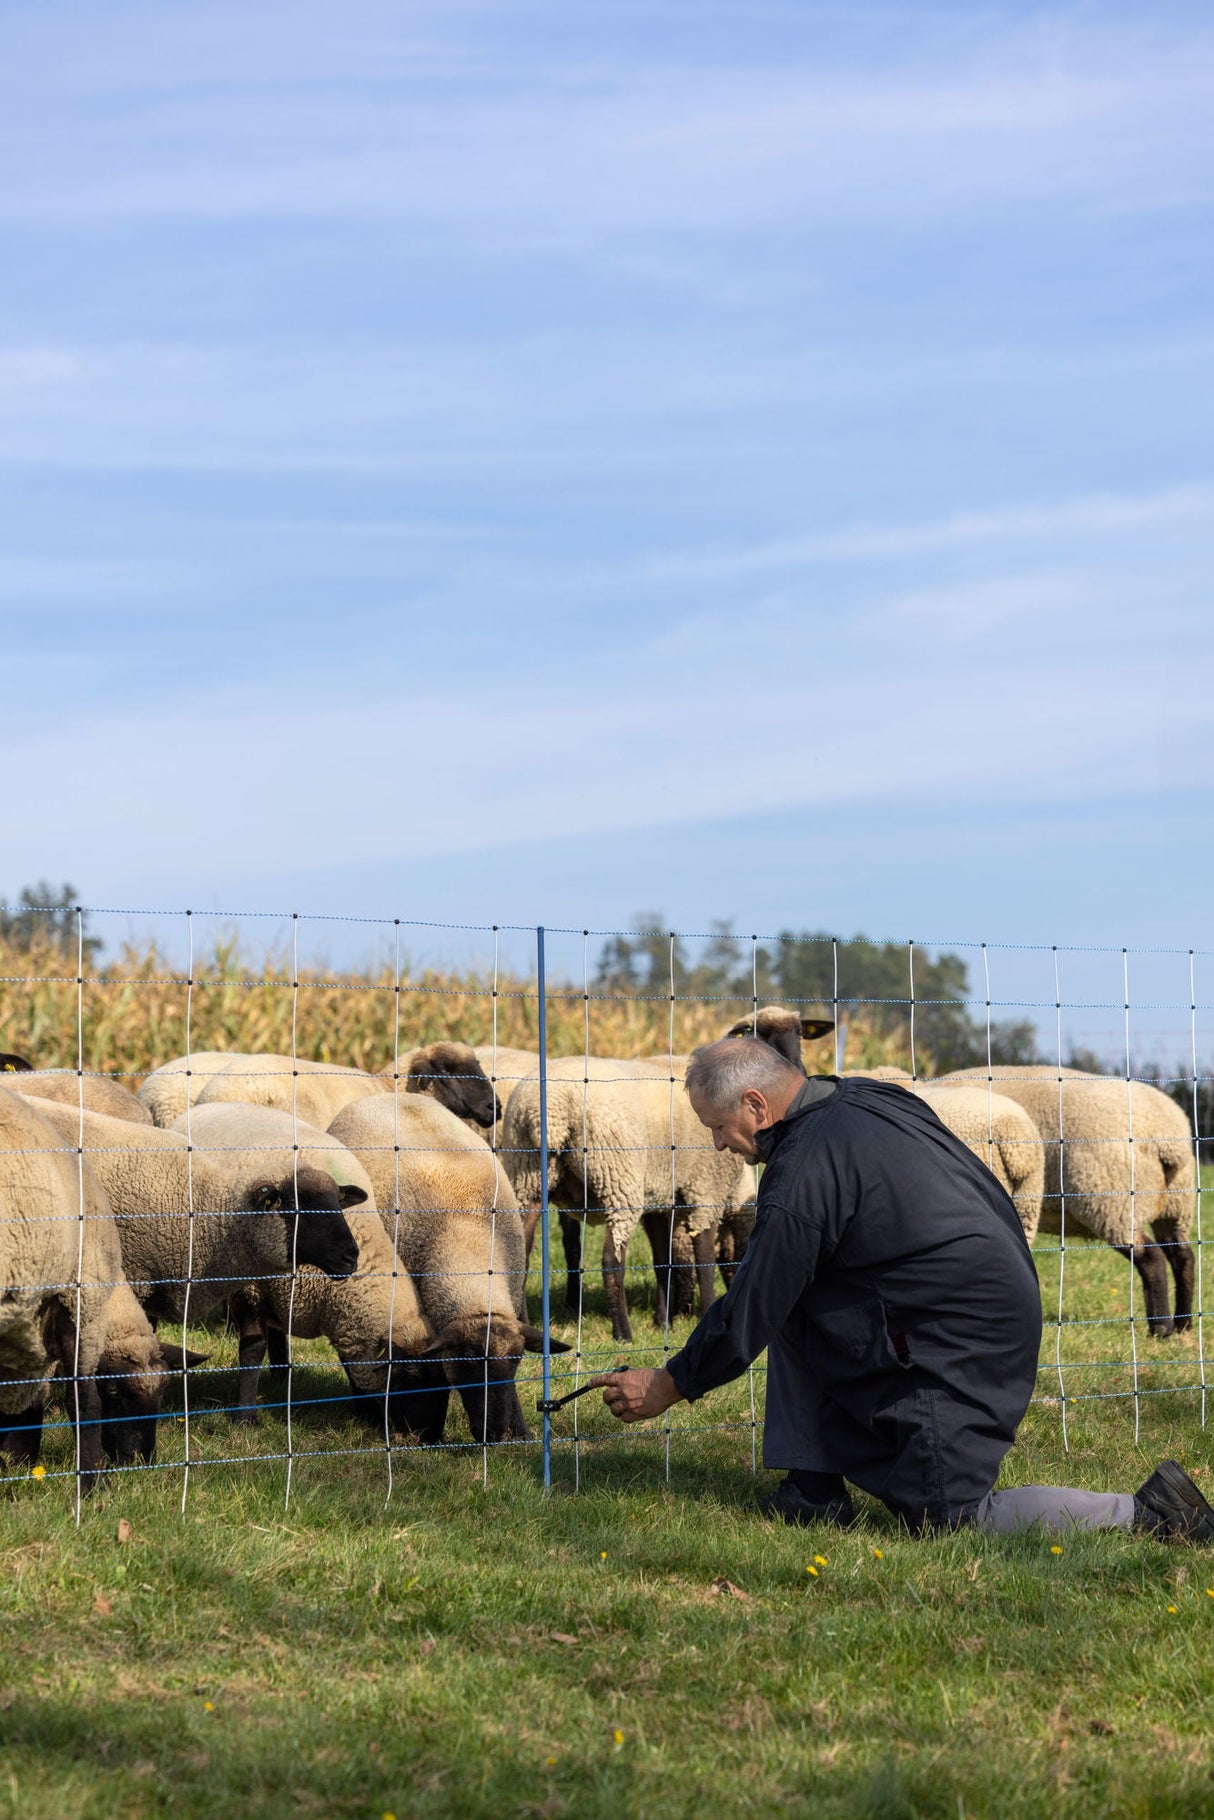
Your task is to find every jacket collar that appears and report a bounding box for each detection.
[753,1075,838,1163]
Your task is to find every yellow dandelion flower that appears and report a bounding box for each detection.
[806,1565,819,1577]
[544,1758,557,1768]
[872,1547,884,1559]
[383,1812,397,1820]
[1167,1605,1178,1614]
[612,1729,625,1747]
[600,1551,607,1560]
[814,1554,828,1566]
[30,1464,46,1481]
[1206,1588,1214,1599]
[203,1701,214,1713]
[1050,1545,1063,1556]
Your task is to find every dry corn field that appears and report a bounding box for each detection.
[0,934,915,1081]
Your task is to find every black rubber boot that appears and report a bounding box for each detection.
[758,1471,856,1529]
[1133,1460,1214,1543]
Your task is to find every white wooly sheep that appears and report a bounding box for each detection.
[500,1056,753,1344]
[23,1102,360,1344]
[194,1054,390,1132]
[137,1052,238,1126]
[170,1101,448,1438]
[328,1092,551,1444]
[0,1088,182,1487]
[940,1066,1197,1336]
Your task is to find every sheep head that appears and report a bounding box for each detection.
[722,1006,834,1069]
[98,1339,208,1467]
[404,1042,501,1128]
[245,1168,363,1279]
[420,1313,571,1445]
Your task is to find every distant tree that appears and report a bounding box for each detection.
[595,914,688,996]
[597,918,1039,1073]
[0,882,101,962]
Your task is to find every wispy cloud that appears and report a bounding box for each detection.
[3,9,1212,233]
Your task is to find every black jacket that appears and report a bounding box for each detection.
[667,1077,1042,1444]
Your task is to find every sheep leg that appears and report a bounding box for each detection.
[640,1210,673,1329]
[1117,1243,1174,1338]
[68,1374,104,1493]
[265,1324,290,1375]
[0,1402,44,1469]
[231,1295,268,1424]
[692,1225,719,1317]
[1155,1225,1196,1334]
[559,1212,584,1316]
[521,1203,542,1261]
[601,1229,633,1344]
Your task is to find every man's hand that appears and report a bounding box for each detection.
[587,1367,681,1424]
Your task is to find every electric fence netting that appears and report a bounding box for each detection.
[0,908,1209,1511]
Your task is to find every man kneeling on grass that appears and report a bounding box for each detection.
[590,1038,1213,1542]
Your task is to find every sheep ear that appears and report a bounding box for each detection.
[0,1052,33,1072]
[158,1343,210,1370]
[253,1183,284,1211]
[337,1184,368,1209]
[723,1016,754,1039]
[800,1018,835,1040]
[419,1321,465,1358]
[518,1325,572,1354]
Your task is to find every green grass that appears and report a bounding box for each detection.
[4,1214,1214,1819]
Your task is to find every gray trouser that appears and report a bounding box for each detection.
[963,1487,1134,1533]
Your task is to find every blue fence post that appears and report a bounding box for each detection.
[537,925,552,1491]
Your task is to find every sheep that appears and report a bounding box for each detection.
[939,1066,1197,1335]
[170,1102,449,1440]
[19,1100,361,1338]
[0,1087,186,1487]
[137,1052,239,1126]
[9,1069,152,1126]
[500,1056,753,1343]
[378,1042,501,1130]
[194,1053,390,1131]
[328,1091,558,1444]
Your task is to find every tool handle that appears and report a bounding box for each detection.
[537,1368,626,1414]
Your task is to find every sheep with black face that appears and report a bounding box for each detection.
[0,1088,187,1490]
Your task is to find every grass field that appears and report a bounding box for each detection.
[4,1208,1214,1818]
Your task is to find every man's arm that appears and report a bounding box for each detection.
[590,1199,825,1422]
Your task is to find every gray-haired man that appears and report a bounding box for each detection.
[591,1037,1213,1540]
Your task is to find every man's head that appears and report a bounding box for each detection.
[684,1036,805,1161]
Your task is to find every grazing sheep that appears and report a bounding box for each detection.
[195,1053,390,1131]
[20,1100,360,1333]
[137,1052,238,1126]
[379,1042,501,1130]
[172,1102,448,1440]
[0,1088,182,1487]
[500,1056,753,1343]
[328,1092,558,1444]
[10,1069,152,1126]
[940,1067,1197,1335]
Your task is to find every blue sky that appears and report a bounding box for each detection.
[3,1,1213,1006]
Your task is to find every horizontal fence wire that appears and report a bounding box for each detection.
[0,904,1210,1509]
